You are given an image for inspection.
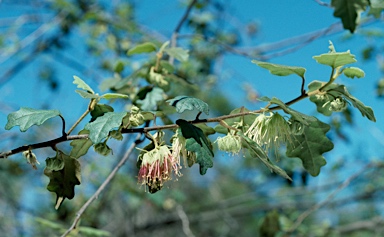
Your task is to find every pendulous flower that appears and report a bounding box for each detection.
[138,145,182,193]
[215,133,242,155]
[245,112,292,153]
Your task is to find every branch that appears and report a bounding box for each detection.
[286,162,377,233]
[313,0,332,8]
[0,92,309,159]
[169,0,198,64]
[61,134,143,237]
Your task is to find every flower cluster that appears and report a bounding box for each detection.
[215,133,242,155]
[137,143,182,193]
[245,112,292,153]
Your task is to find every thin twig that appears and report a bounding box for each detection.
[0,12,65,65]
[61,134,142,237]
[313,0,332,7]
[169,0,198,64]
[286,162,377,233]
[176,205,195,237]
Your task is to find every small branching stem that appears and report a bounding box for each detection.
[0,92,309,159]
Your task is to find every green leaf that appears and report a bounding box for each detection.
[343,67,365,78]
[259,210,280,237]
[127,42,157,55]
[308,81,376,121]
[176,119,213,151]
[286,117,334,176]
[308,81,334,116]
[136,87,164,111]
[159,41,170,53]
[167,96,209,115]
[164,47,189,62]
[44,152,81,209]
[100,93,129,99]
[371,0,384,8]
[252,60,306,78]
[368,7,384,18]
[160,60,175,73]
[114,61,124,73]
[90,104,114,122]
[214,107,257,134]
[70,129,92,159]
[240,134,292,180]
[73,75,95,94]
[45,155,65,171]
[5,107,61,132]
[85,112,127,144]
[313,51,357,68]
[109,129,123,140]
[331,0,369,33]
[176,119,214,174]
[195,123,216,136]
[94,142,112,156]
[185,138,214,175]
[331,84,376,121]
[75,90,100,99]
[269,97,316,125]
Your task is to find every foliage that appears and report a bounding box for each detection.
[0,1,383,237]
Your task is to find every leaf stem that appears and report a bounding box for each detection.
[67,99,97,135]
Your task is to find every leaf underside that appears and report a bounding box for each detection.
[5,107,61,132]
[167,96,209,115]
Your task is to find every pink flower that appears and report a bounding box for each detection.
[138,145,182,193]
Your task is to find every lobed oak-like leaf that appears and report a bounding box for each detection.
[252,60,306,78]
[313,51,357,68]
[286,118,334,176]
[167,96,209,115]
[176,119,214,174]
[85,112,127,144]
[5,107,61,132]
[331,0,368,33]
[185,138,214,175]
[73,75,95,94]
[44,152,81,209]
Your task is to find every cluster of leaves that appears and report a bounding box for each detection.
[331,0,384,33]
[1,41,376,210]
